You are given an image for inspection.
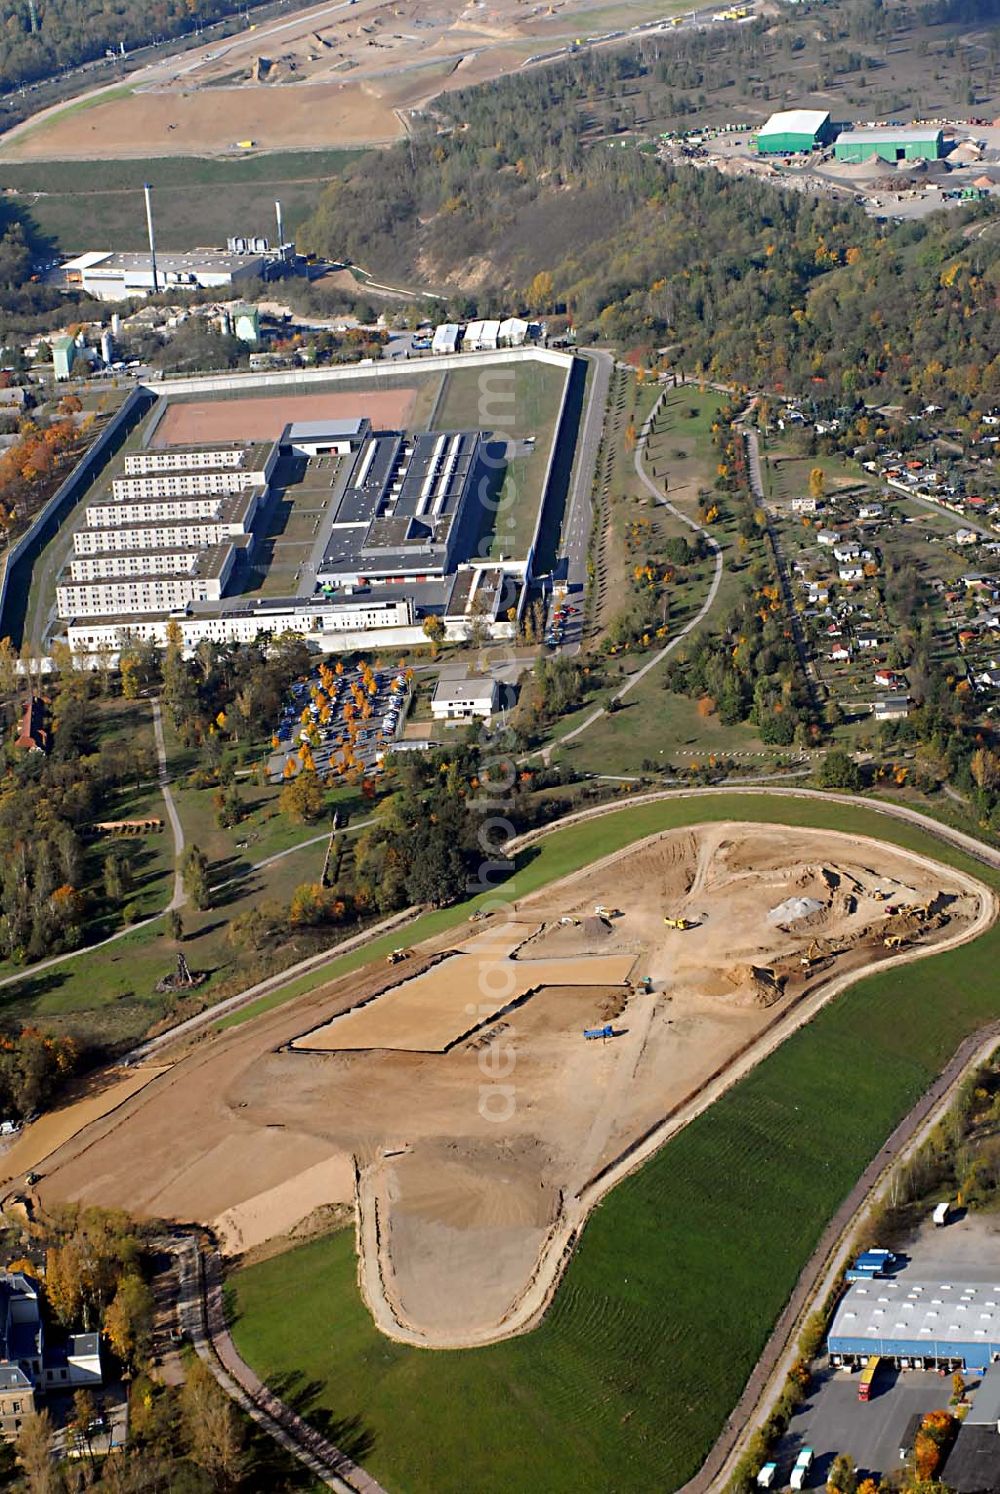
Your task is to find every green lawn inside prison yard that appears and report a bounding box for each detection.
[229,791,1000,1494]
[4,149,364,253]
[433,359,569,560]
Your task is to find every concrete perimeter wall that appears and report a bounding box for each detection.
[0,385,153,648]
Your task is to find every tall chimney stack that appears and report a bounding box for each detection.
[143,183,159,295]
[274,199,285,250]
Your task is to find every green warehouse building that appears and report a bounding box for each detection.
[755,108,833,154]
[834,127,944,164]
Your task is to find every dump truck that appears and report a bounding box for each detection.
[664,916,696,930]
[387,948,411,965]
[595,905,622,918]
[583,1024,614,1040]
[641,976,653,993]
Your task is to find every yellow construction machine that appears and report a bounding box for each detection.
[664,916,697,930]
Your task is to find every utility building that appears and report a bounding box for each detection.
[829,1277,1000,1373]
[755,108,833,154]
[834,127,944,163]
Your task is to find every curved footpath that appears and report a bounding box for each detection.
[175,1236,386,1494]
[556,388,723,746]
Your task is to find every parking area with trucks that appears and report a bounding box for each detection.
[772,1209,1000,1486]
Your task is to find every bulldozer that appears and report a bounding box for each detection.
[387,948,412,965]
[664,916,697,930]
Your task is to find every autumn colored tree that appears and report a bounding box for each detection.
[422,615,446,657]
[180,1356,246,1492]
[278,770,326,825]
[808,466,826,501]
[104,1272,154,1369]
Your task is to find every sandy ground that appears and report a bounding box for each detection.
[153,387,416,446]
[7,823,988,1342]
[292,938,637,1051]
[0,0,683,160]
[0,1066,166,1179]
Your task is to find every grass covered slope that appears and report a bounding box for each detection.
[229,794,1000,1494]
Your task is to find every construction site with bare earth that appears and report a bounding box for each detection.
[1,819,991,1355]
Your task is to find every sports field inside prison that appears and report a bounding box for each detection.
[225,791,1000,1494]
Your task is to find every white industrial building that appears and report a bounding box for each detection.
[111,449,275,501]
[60,249,271,302]
[281,417,370,457]
[69,550,203,582]
[432,324,460,354]
[73,520,240,554]
[464,320,501,352]
[85,490,261,530]
[498,317,529,347]
[431,677,501,720]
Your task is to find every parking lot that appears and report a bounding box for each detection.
[773,1362,957,1487]
[772,1210,1000,1486]
[271,662,411,781]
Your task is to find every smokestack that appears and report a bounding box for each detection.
[143,183,159,296]
[274,199,285,249]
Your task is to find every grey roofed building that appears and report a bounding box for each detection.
[970,1364,1000,1427]
[942,1423,1000,1493]
[282,417,370,455]
[316,428,494,586]
[431,676,503,719]
[829,1277,1000,1371]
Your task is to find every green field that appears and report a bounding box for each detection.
[229,791,1000,1494]
[434,359,569,560]
[3,150,363,252]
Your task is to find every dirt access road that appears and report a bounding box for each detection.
[0,0,696,160]
[8,820,989,1349]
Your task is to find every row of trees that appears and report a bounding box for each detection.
[0,0,280,92]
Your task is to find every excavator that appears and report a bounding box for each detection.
[884,933,908,951]
[800,939,825,970]
[664,915,697,930]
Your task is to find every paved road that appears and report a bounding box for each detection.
[554,386,723,746]
[175,1237,385,1494]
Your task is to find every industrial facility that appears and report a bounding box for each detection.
[57,190,298,302]
[755,108,834,154]
[828,1277,1000,1373]
[55,412,514,654]
[834,126,945,163]
[315,424,491,588]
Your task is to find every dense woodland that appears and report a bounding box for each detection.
[0,0,279,92]
[301,11,1000,414]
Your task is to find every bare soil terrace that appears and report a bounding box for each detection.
[1,823,987,1344]
[0,0,685,160]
